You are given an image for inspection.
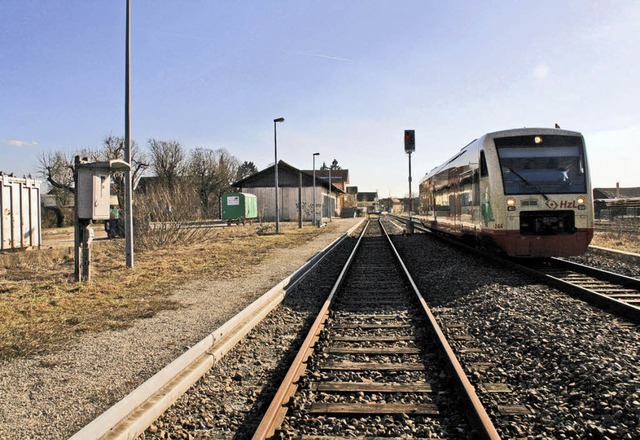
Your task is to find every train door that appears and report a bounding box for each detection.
[479,150,493,228]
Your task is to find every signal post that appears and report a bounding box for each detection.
[404,130,415,234]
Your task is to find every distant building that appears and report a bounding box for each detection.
[304,169,350,192]
[593,185,640,219]
[401,197,420,214]
[380,197,403,214]
[303,169,350,217]
[593,186,640,200]
[357,191,379,213]
[232,161,343,222]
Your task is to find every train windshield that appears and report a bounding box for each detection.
[495,135,587,195]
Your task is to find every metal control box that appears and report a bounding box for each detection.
[77,167,111,220]
[75,160,129,221]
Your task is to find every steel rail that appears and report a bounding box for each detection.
[251,220,370,439]
[518,258,640,324]
[70,219,365,440]
[379,220,501,440]
[587,245,640,264]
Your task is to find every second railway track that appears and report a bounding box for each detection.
[392,214,640,323]
[519,258,640,323]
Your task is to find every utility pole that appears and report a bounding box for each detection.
[124,0,134,267]
[328,166,332,222]
[273,117,285,233]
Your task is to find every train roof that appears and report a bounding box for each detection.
[482,127,583,139]
[419,127,585,184]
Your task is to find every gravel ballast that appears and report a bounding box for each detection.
[393,233,640,439]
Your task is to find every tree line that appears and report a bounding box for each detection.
[39,135,258,227]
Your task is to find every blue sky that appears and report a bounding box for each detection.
[2,1,639,196]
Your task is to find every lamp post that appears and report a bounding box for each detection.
[313,152,319,226]
[328,166,332,222]
[273,117,285,233]
[124,0,134,267]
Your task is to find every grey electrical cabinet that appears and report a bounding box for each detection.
[77,166,111,220]
[76,159,130,221]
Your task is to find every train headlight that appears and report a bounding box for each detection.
[506,197,517,211]
[577,196,586,210]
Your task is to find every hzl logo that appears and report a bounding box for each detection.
[545,200,579,210]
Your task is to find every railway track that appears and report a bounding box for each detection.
[253,220,499,439]
[518,258,640,323]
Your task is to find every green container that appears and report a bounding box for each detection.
[221,192,258,222]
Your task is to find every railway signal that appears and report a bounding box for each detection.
[404,129,415,153]
[404,129,415,233]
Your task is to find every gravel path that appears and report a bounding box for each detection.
[0,218,361,440]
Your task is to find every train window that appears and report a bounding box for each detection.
[479,151,489,177]
[496,135,587,195]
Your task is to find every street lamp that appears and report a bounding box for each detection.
[273,117,285,233]
[313,152,319,226]
[328,165,332,222]
[124,0,134,267]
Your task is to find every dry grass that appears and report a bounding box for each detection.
[591,231,640,254]
[591,219,640,254]
[0,222,335,361]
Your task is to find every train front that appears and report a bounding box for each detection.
[490,131,594,257]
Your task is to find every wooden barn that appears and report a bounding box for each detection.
[232,161,343,223]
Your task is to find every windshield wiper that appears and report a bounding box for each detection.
[507,167,549,201]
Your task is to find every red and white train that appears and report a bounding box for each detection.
[418,128,594,257]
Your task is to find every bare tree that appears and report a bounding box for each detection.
[188,148,219,218]
[216,149,240,188]
[38,151,76,226]
[187,148,240,218]
[102,135,148,209]
[102,135,147,184]
[38,151,74,206]
[148,139,185,191]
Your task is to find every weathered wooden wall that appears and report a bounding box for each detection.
[241,186,334,222]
